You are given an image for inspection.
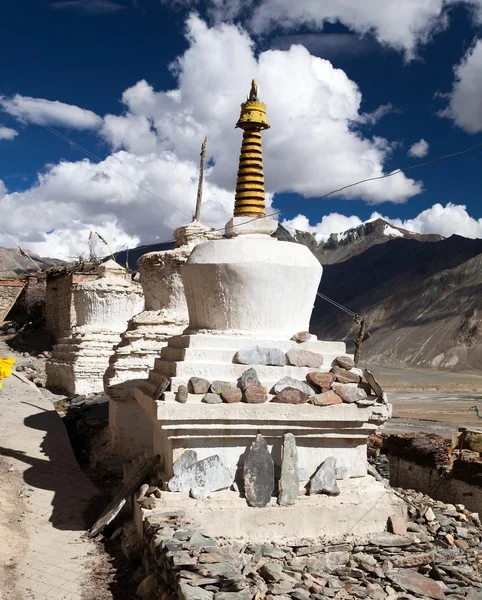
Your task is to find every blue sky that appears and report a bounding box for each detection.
[1,0,482,258]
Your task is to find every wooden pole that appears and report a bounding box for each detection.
[354,316,367,367]
[194,136,208,221]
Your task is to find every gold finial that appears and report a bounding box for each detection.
[233,80,270,218]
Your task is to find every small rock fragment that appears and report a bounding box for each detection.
[278,433,299,506]
[244,385,268,404]
[310,390,342,406]
[335,355,355,370]
[273,387,309,404]
[309,457,340,496]
[286,348,324,368]
[175,385,188,403]
[202,393,223,404]
[243,434,274,508]
[210,381,242,403]
[235,345,286,366]
[292,331,312,343]
[189,377,211,394]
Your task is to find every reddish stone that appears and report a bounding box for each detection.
[273,387,309,405]
[306,371,335,392]
[331,366,360,384]
[310,391,342,407]
[244,385,268,404]
[387,514,407,535]
[388,569,445,599]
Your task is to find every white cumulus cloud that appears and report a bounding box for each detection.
[0,15,421,259]
[408,138,429,158]
[440,39,482,133]
[0,94,103,130]
[285,203,482,241]
[0,126,18,141]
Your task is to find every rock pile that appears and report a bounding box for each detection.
[135,485,482,600]
[177,357,387,409]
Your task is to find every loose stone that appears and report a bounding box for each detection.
[309,457,340,496]
[278,433,299,506]
[363,368,383,396]
[175,384,188,403]
[274,376,315,397]
[273,387,309,405]
[239,368,261,391]
[388,515,407,535]
[356,399,376,407]
[189,377,211,394]
[168,454,233,494]
[244,385,268,404]
[310,391,342,407]
[335,465,349,480]
[202,393,223,404]
[332,383,367,403]
[334,355,355,369]
[286,348,323,368]
[235,345,286,366]
[387,568,445,599]
[331,366,361,384]
[210,381,242,403]
[306,371,335,392]
[243,434,274,508]
[173,449,198,476]
[179,582,214,600]
[292,331,312,343]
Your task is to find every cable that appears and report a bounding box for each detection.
[316,292,358,318]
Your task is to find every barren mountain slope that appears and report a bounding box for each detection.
[0,247,63,277]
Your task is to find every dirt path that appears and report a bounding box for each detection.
[0,341,100,600]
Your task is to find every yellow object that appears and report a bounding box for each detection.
[0,357,15,389]
[234,80,270,217]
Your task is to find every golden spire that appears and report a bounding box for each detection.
[233,80,270,218]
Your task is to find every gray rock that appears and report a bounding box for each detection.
[202,393,223,404]
[456,526,468,539]
[187,532,217,547]
[214,593,252,600]
[387,569,445,599]
[332,383,367,403]
[173,449,198,475]
[310,456,340,496]
[259,562,284,582]
[291,551,350,573]
[278,433,299,506]
[273,387,309,404]
[168,455,233,494]
[274,376,315,397]
[335,465,349,480]
[210,381,242,403]
[286,348,323,368]
[189,377,211,394]
[175,385,188,403]
[235,345,286,366]
[239,368,261,391]
[244,385,268,404]
[356,399,376,407]
[335,355,355,370]
[179,582,214,600]
[190,487,211,499]
[243,434,274,507]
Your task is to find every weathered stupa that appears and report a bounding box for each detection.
[105,220,221,457]
[132,81,403,538]
[46,260,143,395]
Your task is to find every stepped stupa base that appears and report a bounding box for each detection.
[134,476,405,541]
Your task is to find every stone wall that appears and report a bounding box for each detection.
[0,280,25,323]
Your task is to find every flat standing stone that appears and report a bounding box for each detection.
[175,385,188,403]
[173,449,198,476]
[239,368,260,391]
[189,377,211,394]
[273,387,309,405]
[332,383,367,403]
[335,355,355,369]
[388,569,445,599]
[274,376,315,397]
[310,390,342,406]
[363,368,384,396]
[286,348,324,368]
[168,455,233,494]
[309,456,340,496]
[278,433,299,506]
[331,366,360,384]
[235,345,286,366]
[210,381,242,403]
[243,434,274,507]
[306,371,335,391]
[244,385,268,404]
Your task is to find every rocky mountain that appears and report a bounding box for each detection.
[0,247,64,277]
